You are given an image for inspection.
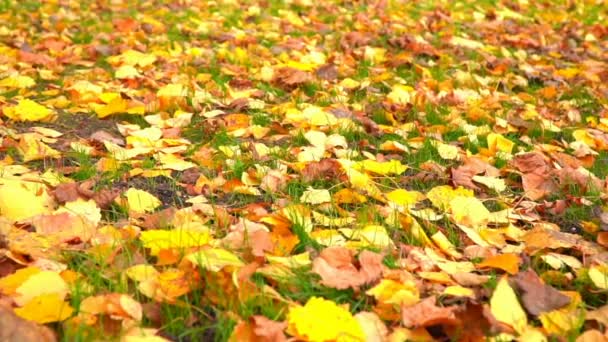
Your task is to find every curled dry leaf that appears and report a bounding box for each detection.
[312,247,383,290]
[401,296,458,328]
[0,305,57,342]
[511,269,571,316]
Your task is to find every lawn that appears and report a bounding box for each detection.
[1,0,608,341]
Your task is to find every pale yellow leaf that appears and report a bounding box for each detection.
[490,276,527,333]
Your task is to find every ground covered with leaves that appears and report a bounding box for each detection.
[1,0,608,341]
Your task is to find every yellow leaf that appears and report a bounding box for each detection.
[15,271,69,306]
[14,293,73,323]
[443,285,475,298]
[431,231,462,258]
[0,267,40,295]
[185,248,244,272]
[93,96,128,118]
[303,106,338,126]
[427,185,473,210]
[589,265,608,290]
[115,65,141,79]
[18,133,61,162]
[387,84,413,105]
[124,188,162,213]
[312,211,355,227]
[490,276,527,334]
[386,189,424,207]
[539,253,582,270]
[300,187,331,204]
[58,198,102,227]
[157,83,186,97]
[158,153,197,171]
[436,142,460,160]
[357,225,393,249]
[266,252,311,268]
[3,99,52,121]
[125,264,160,282]
[449,196,490,228]
[366,279,419,306]
[140,228,210,255]
[539,292,583,335]
[0,179,54,221]
[111,49,157,67]
[0,75,35,88]
[472,175,506,192]
[356,159,407,175]
[572,129,597,148]
[487,133,515,154]
[287,297,365,342]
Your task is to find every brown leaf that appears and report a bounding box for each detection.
[140,208,177,230]
[312,247,382,290]
[401,296,458,328]
[446,303,492,342]
[274,67,311,86]
[52,182,81,204]
[223,220,274,258]
[522,227,580,254]
[451,272,490,287]
[230,316,287,342]
[251,316,287,342]
[301,158,343,182]
[358,250,384,284]
[315,64,338,81]
[575,330,608,342]
[510,269,570,316]
[312,247,360,290]
[511,152,557,200]
[92,188,121,209]
[0,305,57,342]
[90,130,124,146]
[586,305,608,327]
[451,157,499,190]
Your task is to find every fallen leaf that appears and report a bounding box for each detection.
[312,247,382,290]
[123,188,162,213]
[510,269,571,315]
[401,296,458,328]
[490,276,527,334]
[3,99,52,122]
[477,253,520,275]
[14,293,74,324]
[286,297,364,342]
[0,305,57,342]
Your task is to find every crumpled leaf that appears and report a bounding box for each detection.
[511,269,571,315]
[312,247,383,290]
[0,305,57,342]
[401,296,458,328]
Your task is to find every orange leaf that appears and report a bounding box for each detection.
[476,253,520,275]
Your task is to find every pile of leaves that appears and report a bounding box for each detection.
[1,0,608,340]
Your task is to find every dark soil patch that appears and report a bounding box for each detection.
[113,176,190,208]
[12,111,121,152]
